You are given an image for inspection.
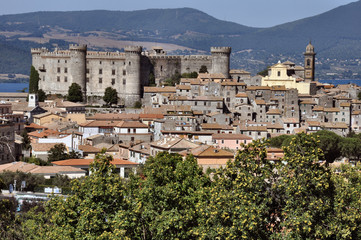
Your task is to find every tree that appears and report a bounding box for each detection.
[181,72,198,78]
[314,130,342,163]
[113,152,211,239]
[197,140,277,239]
[149,72,155,86]
[275,133,334,239]
[257,66,270,77]
[47,144,68,162]
[103,87,118,106]
[21,130,31,151]
[134,101,142,108]
[29,66,39,94]
[358,91,361,100]
[36,153,128,239]
[199,65,208,73]
[164,71,181,86]
[268,134,292,148]
[0,171,45,192]
[339,137,361,162]
[37,89,47,102]
[67,83,83,102]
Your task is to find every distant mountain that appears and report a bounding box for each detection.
[1,2,361,78]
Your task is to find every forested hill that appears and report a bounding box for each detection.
[1,2,361,77]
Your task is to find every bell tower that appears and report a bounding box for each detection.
[304,41,316,82]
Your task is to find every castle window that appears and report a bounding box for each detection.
[195,101,197,106]
[57,76,60,82]
[58,60,60,63]
[123,70,126,76]
[160,66,163,72]
[100,61,102,64]
[111,79,115,85]
[307,59,311,66]
[123,79,126,85]
[129,61,131,66]
[112,61,115,65]
[65,60,67,63]
[204,102,206,106]
[64,67,68,73]
[64,76,67,82]
[99,69,102,74]
[86,69,89,74]
[57,67,60,73]
[112,69,116,75]
[99,78,102,84]
[277,71,280,77]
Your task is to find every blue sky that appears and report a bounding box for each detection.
[1,0,357,27]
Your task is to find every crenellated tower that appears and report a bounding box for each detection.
[304,42,316,82]
[124,46,142,107]
[69,44,87,100]
[211,47,231,78]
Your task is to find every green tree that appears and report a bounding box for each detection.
[257,66,270,77]
[21,130,31,151]
[29,66,39,94]
[181,72,198,78]
[339,137,361,162]
[134,101,142,108]
[268,134,292,148]
[314,130,342,163]
[113,152,211,239]
[47,144,68,162]
[37,89,47,102]
[67,83,83,102]
[103,87,118,106]
[358,91,361,101]
[197,140,277,239]
[275,133,334,239]
[149,72,155,86]
[0,171,45,192]
[164,71,182,86]
[199,65,208,73]
[37,153,127,239]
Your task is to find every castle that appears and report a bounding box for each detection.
[31,45,231,106]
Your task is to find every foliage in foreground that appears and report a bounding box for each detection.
[6,133,361,239]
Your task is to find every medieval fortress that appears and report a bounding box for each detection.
[31,45,231,106]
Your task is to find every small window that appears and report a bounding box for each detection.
[123,70,126,75]
[64,67,68,73]
[129,61,131,66]
[57,67,60,73]
[57,76,60,82]
[64,76,67,82]
[99,69,102,74]
[277,71,280,77]
[65,60,67,63]
[123,79,126,85]
[100,61,102,64]
[112,69,116,75]
[86,69,89,74]
[99,78,102,84]
[111,79,115,85]
[112,61,115,65]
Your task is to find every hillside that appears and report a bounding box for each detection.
[1,2,361,78]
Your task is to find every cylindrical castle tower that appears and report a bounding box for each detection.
[211,47,231,78]
[124,46,142,107]
[69,44,87,101]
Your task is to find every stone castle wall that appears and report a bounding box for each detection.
[31,45,231,106]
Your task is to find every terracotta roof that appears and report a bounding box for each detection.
[139,114,164,120]
[312,106,324,111]
[340,102,351,107]
[87,113,140,121]
[201,123,233,130]
[221,81,246,86]
[307,121,321,127]
[212,133,252,140]
[267,109,282,115]
[271,85,286,91]
[239,125,268,131]
[0,162,85,174]
[31,143,61,152]
[144,86,176,93]
[266,123,284,129]
[79,120,121,127]
[198,73,226,79]
[235,92,248,98]
[246,86,271,91]
[116,121,149,128]
[151,137,199,150]
[52,158,138,166]
[78,145,101,153]
[322,122,348,129]
[282,118,299,123]
[255,99,266,105]
[301,100,317,105]
[176,85,191,90]
[25,123,47,130]
[352,110,361,115]
[28,129,63,138]
[180,145,234,158]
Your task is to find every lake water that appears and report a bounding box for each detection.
[0,83,29,92]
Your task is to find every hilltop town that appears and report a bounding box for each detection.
[0,41,360,172]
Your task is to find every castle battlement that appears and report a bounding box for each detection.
[211,47,232,54]
[31,47,49,54]
[86,51,126,59]
[124,46,143,54]
[69,44,87,51]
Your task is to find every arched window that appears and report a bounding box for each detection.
[307,59,311,66]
